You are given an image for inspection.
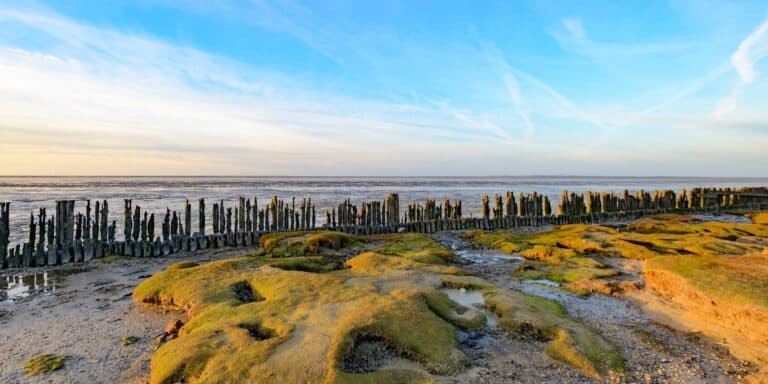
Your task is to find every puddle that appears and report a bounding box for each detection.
[0,267,91,303]
[692,214,753,224]
[527,279,560,287]
[443,288,498,328]
[0,273,57,302]
[455,249,523,264]
[444,288,485,307]
[439,236,524,265]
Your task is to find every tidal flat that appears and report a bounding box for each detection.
[1,214,766,383]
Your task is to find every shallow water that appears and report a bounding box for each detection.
[456,249,523,264]
[2,175,766,246]
[443,288,498,328]
[692,213,753,224]
[0,267,90,303]
[0,272,56,302]
[527,279,560,287]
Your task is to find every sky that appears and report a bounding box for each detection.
[0,0,767,176]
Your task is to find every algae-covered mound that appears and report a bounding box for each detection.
[259,230,363,257]
[134,230,626,383]
[373,233,464,265]
[465,215,768,294]
[465,216,768,261]
[133,248,474,384]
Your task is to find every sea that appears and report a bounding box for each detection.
[1,176,767,246]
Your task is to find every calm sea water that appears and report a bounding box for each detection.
[1,176,767,246]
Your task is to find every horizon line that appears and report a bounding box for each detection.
[1,175,768,179]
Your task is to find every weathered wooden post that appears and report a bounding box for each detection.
[75,213,83,240]
[184,199,192,237]
[26,212,36,267]
[149,213,155,241]
[212,203,219,234]
[163,209,171,241]
[199,198,205,236]
[46,217,55,265]
[108,220,116,246]
[251,196,259,234]
[557,190,567,216]
[219,200,226,233]
[93,201,101,242]
[238,197,245,232]
[141,212,148,242]
[246,199,252,232]
[0,202,11,269]
[132,206,141,241]
[84,200,91,240]
[124,199,133,242]
[37,207,46,264]
[494,194,503,219]
[171,211,179,236]
[518,193,527,217]
[65,200,75,247]
[504,192,514,217]
[271,196,278,231]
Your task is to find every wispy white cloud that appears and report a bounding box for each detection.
[551,17,693,58]
[731,17,768,84]
[480,42,615,143]
[713,16,768,118]
[481,47,534,137]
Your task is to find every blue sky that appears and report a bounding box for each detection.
[0,0,767,176]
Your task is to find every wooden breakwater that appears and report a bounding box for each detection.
[1,186,767,270]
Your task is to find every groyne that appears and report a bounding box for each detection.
[1,186,767,270]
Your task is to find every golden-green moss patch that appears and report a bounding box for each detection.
[466,217,768,262]
[645,253,768,310]
[259,231,362,257]
[748,212,768,225]
[135,251,473,384]
[375,233,463,265]
[25,354,70,376]
[121,336,140,346]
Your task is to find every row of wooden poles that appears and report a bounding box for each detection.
[1,186,767,269]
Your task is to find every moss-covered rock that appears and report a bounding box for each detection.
[25,354,70,376]
[134,251,473,383]
[259,231,362,257]
[374,233,463,265]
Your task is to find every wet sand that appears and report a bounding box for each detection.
[0,247,259,384]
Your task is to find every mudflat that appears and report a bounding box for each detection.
[1,214,766,383]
